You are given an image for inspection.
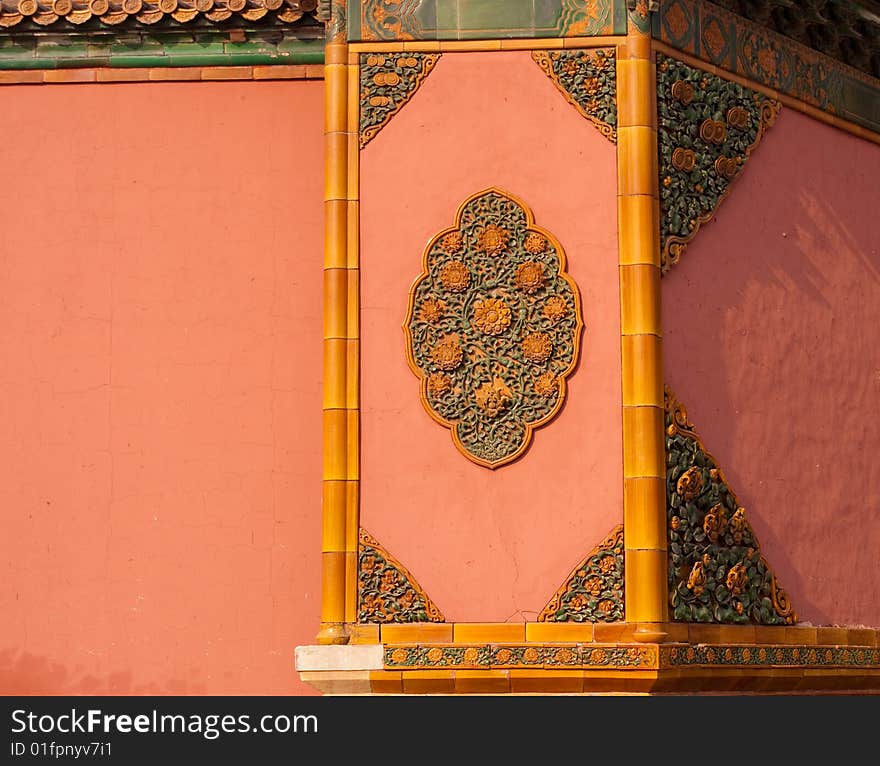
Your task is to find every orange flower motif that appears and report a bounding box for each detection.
[426,647,443,662]
[399,590,416,610]
[584,576,603,596]
[523,647,540,663]
[676,466,703,501]
[419,297,446,324]
[543,295,568,324]
[380,569,398,591]
[430,335,463,371]
[440,231,464,254]
[361,594,386,620]
[570,594,589,611]
[476,224,508,255]
[514,260,546,294]
[524,232,547,254]
[439,260,470,292]
[474,377,512,418]
[742,648,751,662]
[533,371,557,396]
[562,59,579,76]
[463,647,480,663]
[598,556,616,574]
[687,561,706,596]
[593,51,610,70]
[555,648,575,663]
[472,298,511,335]
[725,563,748,597]
[729,507,748,544]
[427,372,452,398]
[521,332,552,363]
[598,599,614,614]
[390,648,408,664]
[703,503,728,543]
[670,515,680,530]
[582,76,600,94]
[495,648,512,663]
[590,648,607,663]
[360,554,377,574]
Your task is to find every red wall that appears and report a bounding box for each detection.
[0,81,324,694]
[664,109,880,628]
[360,52,622,622]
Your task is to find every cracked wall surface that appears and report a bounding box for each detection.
[0,80,325,694]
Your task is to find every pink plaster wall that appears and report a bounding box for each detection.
[664,109,880,628]
[0,81,324,693]
[360,52,622,622]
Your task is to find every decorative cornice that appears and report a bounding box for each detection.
[660,644,880,669]
[359,51,439,149]
[0,0,319,30]
[358,528,445,624]
[404,188,584,469]
[539,526,624,623]
[657,52,780,273]
[664,385,797,625]
[531,48,617,143]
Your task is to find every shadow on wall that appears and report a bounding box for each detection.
[662,110,880,627]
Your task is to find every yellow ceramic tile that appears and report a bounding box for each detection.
[687,624,722,644]
[563,36,624,49]
[619,263,661,336]
[324,199,348,269]
[346,200,359,269]
[323,63,348,134]
[617,194,660,267]
[454,670,510,694]
[322,409,348,481]
[719,625,757,644]
[324,132,348,203]
[322,338,347,410]
[454,623,525,644]
[345,339,359,409]
[617,126,658,197]
[500,38,562,50]
[753,626,787,644]
[623,476,666,549]
[621,334,663,407]
[525,623,593,643]
[350,42,406,53]
[401,670,455,694]
[816,627,849,646]
[785,626,818,645]
[344,550,358,623]
[347,134,359,201]
[349,624,380,645]
[346,63,359,134]
[616,58,655,129]
[846,628,876,647]
[439,40,502,52]
[320,480,346,552]
[402,41,441,51]
[323,268,348,339]
[320,551,346,623]
[345,409,359,481]
[621,405,665,479]
[508,670,583,694]
[325,43,348,65]
[624,549,668,624]
[344,481,359,553]
[370,670,402,693]
[591,622,630,643]
[381,623,454,644]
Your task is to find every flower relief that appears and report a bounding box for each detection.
[404,188,584,468]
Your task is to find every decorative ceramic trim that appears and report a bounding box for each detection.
[404,188,584,469]
[539,526,624,623]
[659,644,880,669]
[384,643,658,670]
[358,529,445,624]
[353,0,622,43]
[657,52,780,273]
[532,48,617,142]
[654,0,880,135]
[359,51,439,148]
[664,386,796,625]
[0,0,318,30]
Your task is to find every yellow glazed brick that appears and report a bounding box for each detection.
[347,63,359,134]
[346,270,360,340]
[509,670,583,694]
[320,551,346,623]
[349,624,380,644]
[345,338,359,409]
[454,623,525,644]
[616,58,656,128]
[324,132,348,202]
[439,40,502,52]
[454,670,510,694]
[753,626,787,644]
[402,41,441,51]
[718,625,758,644]
[401,670,455,694]
[321,480,347,552]
[624,550,667,624]
[620,263,661,336]
[345,409,359,481]
[592,623,632,643]
[816,627,849,646]
[347,134,359,201]
[322,338,347,410]
[785,626,818,645]
[563,36,624,48]
[525,623,594,643]
[687,624,722,644]
[499,38,562,50]
[617,126,658,196]
[344,480,359,553]
[381,623,454,644]
[617,194,660,267]
[350,42,406,53]
[323,268,348,340]
[621,333,663,407]
[344,550,358,623]
[623,476,666,549]
[324,63,348,134]
[324,199,348,269]
[846,628,876,647]
[370,670,402,693]
[346,200,360,269]
[622,406,665,478]
[322,409,348,481]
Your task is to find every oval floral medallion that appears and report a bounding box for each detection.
[404,188,584,468]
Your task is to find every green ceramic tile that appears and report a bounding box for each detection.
[0,40,35,60]
[35,41,89,60]
[535,0,562,32]
[413,0,438,38]
[109,39,166,56]
[436,0,460,38]
[347,0,361,41]
[458,0,535,34]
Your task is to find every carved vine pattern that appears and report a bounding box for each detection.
[358,528,445,623]
[404,188,584,469]
[657,52,781,273]
[665,386,796,625]
[359,51,441,148]
[384,644,656,669]
[539,525,624,622]
[532,48,617,143]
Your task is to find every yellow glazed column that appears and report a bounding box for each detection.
[617,13,668,641]
[318,1,356,645]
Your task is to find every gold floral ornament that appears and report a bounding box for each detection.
[358,529,445,624]
[472,298,511,335]
[404,188,584,468]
